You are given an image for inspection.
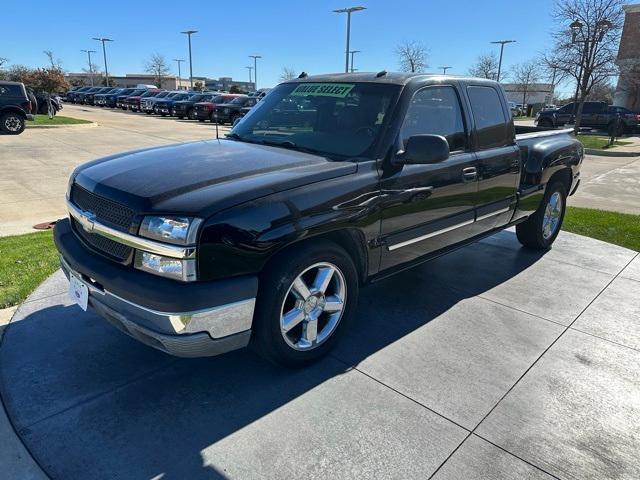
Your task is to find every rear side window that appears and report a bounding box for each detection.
[583,103,604,114]
[400,86,467,152]
[467,86,509,149]
[0,85,22,97]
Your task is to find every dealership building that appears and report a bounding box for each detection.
[502,83,555,106]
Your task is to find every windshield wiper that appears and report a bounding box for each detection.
[257,139,326,157]
[225,132,244,141]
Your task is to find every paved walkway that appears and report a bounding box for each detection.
[570,155,640,214]
[0,104,229,237]
[1,231,638,479]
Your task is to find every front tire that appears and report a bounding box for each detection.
[251,241,359,367]
[516,181,567,249]
[0,112,26,135]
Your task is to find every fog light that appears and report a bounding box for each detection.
[134,251,197,282]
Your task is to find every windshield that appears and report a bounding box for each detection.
[129,89,145,96]
[230,82,400,159]
[155,91,169,98]
[228,97,247,105]
[212,95,230,103]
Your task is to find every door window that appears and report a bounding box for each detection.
[467,86,510,149]
[400,86,467,152]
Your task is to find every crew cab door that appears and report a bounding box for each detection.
[379,85,478,270]
[466,85,519,231]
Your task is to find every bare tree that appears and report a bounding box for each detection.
[0,57,8,68]
[396,41,428,73]
[511,60,540,113]
[279,67,297,82]
[43,50,62,70]
[144,53,171,88]
[586,79,615,102]
[547,0,624,131]
[469,52,500,80]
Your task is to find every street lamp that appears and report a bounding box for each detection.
[333,6,366,73]
[92,37,113,85]
[81,49,97,86]
[439,66,452,74]
[180,30,198,89]
[249,55,261,90]
[490,39,516,82]
[245,66,254,84]
[172,59,185,89]
[349,50,360,73]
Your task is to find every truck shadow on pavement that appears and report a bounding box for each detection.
[0,232,547,479]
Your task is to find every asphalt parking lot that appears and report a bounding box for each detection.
[0,104,229,236]
[1,229,639,479]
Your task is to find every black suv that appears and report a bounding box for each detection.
[536,101,639,134]
[213,96,258,124]
[0,81,34,135]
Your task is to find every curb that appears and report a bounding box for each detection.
[584,148,639,158]
[26,122,97,129]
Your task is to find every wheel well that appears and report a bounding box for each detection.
[0,107,26,119]
[264,229,369,285]
[548,168,572,194]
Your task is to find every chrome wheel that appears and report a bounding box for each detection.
[4,115,22,132]
[280,262,347,351]
[542,191,562,240]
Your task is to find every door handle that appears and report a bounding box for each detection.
[462,167,477,182]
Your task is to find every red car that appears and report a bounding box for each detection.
[125,90,162,112]
[193,94,242,122]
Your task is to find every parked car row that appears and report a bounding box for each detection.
[535,101,640,134]
[64,85,268,125]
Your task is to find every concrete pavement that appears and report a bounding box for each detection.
[0,104,229,237]
[1,230,638,479]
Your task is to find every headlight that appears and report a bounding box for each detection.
[134,251,197,282]
[139,216,202,245]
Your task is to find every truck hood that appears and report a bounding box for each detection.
[74,139,357,217]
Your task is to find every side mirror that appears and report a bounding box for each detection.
[395,134,450,165]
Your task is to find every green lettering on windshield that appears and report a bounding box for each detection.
[291,83,355,98]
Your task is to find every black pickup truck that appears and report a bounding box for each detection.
[0,80,35,134]
[54,73,583,366]
[536,101,639,134]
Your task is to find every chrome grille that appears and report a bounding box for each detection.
[70,184,136,263]
[71,184,134,230]
[72,218,133,262]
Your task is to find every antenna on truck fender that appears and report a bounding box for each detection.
[215,117,219,140]
[298,72,308,78]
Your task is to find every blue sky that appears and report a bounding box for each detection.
[3,0,568,92]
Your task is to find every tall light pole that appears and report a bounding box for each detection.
[439,66,452,74]
[181,30,198,89]
[172,59,185,89]
[249,55,261,90]
[92,37,113,85]
[81,49,97,86]
[349,50,360,72]
[490,40,516,82]
[245,66,254,84]
[333,6,366,73]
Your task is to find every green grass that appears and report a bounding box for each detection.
[28,115,92,126]
[576,135,632,150]
[0,231,59,309]
[563,207,640,251]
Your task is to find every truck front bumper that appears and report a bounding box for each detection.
[54,218,258,358]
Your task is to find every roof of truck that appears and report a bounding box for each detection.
[285,72,498,86]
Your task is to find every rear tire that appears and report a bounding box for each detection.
[0,112,26,135]
[251,241,359,367]
[516,181,567,249]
